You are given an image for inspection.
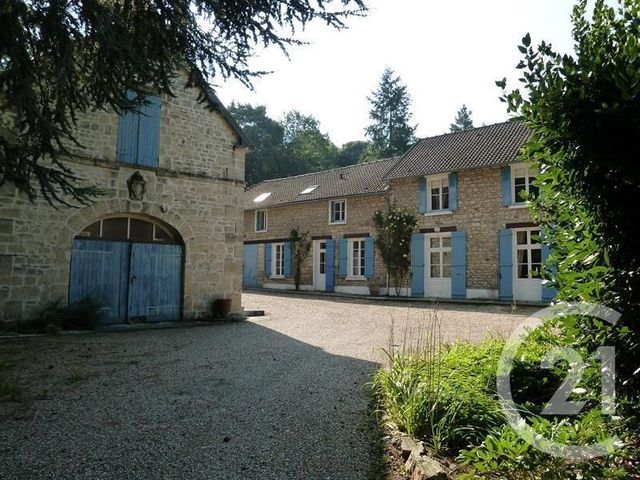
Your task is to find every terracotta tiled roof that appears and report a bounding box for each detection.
[245,157,399,209]
[384,121,530,180]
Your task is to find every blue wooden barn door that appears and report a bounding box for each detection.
[69,239,130,324]
[243,244,259,288]
[128,243,183,322]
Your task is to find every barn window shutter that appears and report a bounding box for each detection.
[502,166,512,206]
[325,239,335,292]
[137,96,161,167]
[264,243,272,278]
[283,241,292,278]
[498,229,513,300]
[116,91,139,165]
[338,239,348,277]
[448,172,458,211]
[541,243,557,302]
[364,237,375,278]
[410,233,425,297]
[451,231,466,298]
[418,177,427,214]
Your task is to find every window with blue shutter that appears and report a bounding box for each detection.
[325,239,335,292]
[116,92,161,167]
[498,229,513,300]
[423,173,457,213]
[418,177,427,214]
[264,243,272,277]
[338,239,348,277]
[364,237,375,278]
[448,173,458,211]
[410,233,425,297]
[451,231,466,298]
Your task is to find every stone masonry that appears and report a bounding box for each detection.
[0,72,247,323]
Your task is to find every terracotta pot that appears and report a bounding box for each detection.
[212,298,232,319]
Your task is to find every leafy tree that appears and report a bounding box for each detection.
[227,103,287,186]
[365,68,416,158]
[373,203,418,296]
[0,0,366,205]
[289,227,312,291]
[449,104,474,132]
[498,0,640,393]
[338,141,370,167]
[282,111,339,174]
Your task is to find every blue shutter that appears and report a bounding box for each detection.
[410,233,425,297]
[502,166,512,206]
[338,239,348,277]
[448,173,458,211]
[283,241,292,278]
[242,244,259,288]
[264,243,272,278]
[541,244,557,302]
[418,177,427,214]
[451,231,466,298]
[137,95,161,167]
[364,237,375,279]
[116,91,139,164]
[499,229,513,301]
[325,239,335,292]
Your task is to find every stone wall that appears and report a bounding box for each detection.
[244,194,389,292]
[0,73,246,323]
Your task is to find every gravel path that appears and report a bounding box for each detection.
[0,293,536,479]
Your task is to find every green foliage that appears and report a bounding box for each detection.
[365,68,417,158]
[283,111,340,173]
[338,140,371,166]
[449,104,474,132]
[289,227,312,291]
[0,0,366,204]
[32,296,102,332]
[498,0,640,393]
[372,204,418,295]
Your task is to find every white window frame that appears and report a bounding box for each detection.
[511,165,537,205]
[255,209,268,233]
[347,238,366,280]
[329,199,347,225]
[272,242,285,278]
[513,228,542,280]
[426,174,450,212]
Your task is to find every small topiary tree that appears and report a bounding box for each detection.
[373,203,418,296]
[289,227,312,291]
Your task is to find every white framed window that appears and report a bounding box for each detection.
[255,210,267,233]
[329,199,347,224]
[348,238,366,279]
[272,242,285,277]
[428,235,452,279]
[427,174,450,211]
[514,229,542,279]
[511,165,538,204]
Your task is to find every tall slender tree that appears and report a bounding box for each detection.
[364,68,416,158]
[449,104,474,132]
[0,0,366,205]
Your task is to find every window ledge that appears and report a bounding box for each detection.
[424,210,453,217]
[269,275,285,279]
[346,277,366,281]
[507,203,529,209]
[255,230,267,233]
[329,221,347,225]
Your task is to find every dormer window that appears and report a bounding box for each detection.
[300,185,318,195]
[254,192,271,203]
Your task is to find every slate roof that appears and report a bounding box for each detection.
[384,120,530,180]
[245,157,399,209]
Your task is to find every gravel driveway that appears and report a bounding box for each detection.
[0,293,536,479]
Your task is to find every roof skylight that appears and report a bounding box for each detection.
[299,185,319,195]
[253,192,271,202]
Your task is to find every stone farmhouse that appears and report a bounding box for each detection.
[0,72,250,325]
[243,121,556,303]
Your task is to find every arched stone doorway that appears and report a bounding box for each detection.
[68,215,184,324]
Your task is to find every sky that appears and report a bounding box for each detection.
[215,0,584,146]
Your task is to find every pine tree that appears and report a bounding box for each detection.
[449,104,474,132]
[364,68,416,158]
[0,0,366,205]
